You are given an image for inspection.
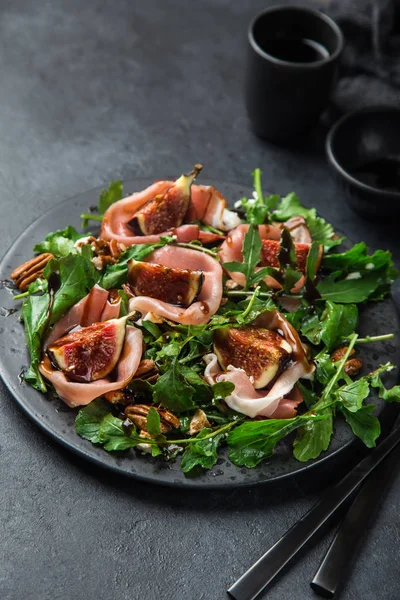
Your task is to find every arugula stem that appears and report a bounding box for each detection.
[14,291,30,300]
[139,419,240,447]
[240,286,261,319]
[225,290,271,299]
[80,213,103,222]
[355,333,394,344]
[175,242,220,258]
[180,353,205,364]
[322,333,358,401]
[253,168,264,204]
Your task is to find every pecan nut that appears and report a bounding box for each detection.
[11,253,54,291]
[343,358,363,376]
[331,346,355,363]
[125,404,180,433]
[331,347,362,376]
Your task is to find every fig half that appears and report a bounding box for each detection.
[48,317,127,382]
[213,327,292,389]
[127,259,204,307]
[261,240,320,273]
[128,164,202,235]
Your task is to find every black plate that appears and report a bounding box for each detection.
[0,179,399,488]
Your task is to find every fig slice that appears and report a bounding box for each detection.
[47,317,127,383]
[127,259,204,307]
[213,326,292,389]
[128,164,202,235]
[261,240,322,273]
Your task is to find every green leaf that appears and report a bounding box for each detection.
[146,407,161,437]
[369,371,400,403]
[315,352,336,385]
[181,428,224,473]
[212,381,235,401]
[21,293,51,391]
[340,405,381,448]
[321,302,358,350]
[238,168,279,225]
[47,254,100,325]
[223,225,278,290]
[272,193,335,243]
[322,243,393,273]
[98,180,123,214]
[336,379,370,412]
[34,226,82,258]
[99,414,142,451]
[75,398,111,443]
[317,268,391,304]
[152,357,196,413]
[293,408,333,461]
[227,416,323,468]
[296,382,318,409]
[306,241,321,281]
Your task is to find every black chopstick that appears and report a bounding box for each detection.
[226,424,400,600]
[310,439,400,598]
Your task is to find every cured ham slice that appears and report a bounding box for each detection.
[203,310,315,419]
[187,185,242,232]
[100,180,239,247]
[39,326,142,408]
[220,223,321,291]
[129,246,222,324]
[45,285,121,348]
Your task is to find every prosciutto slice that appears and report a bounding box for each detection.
[186,185,241,232]
[45,285,121,348]
[129,246,222,324]
[220,223,319,291]
[39,326,142,408]
[100,181,239,246]
[203,310,315,419]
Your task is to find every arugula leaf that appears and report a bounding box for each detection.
[45,254,100,325]
[212,381,235,401]
[21,293,51,391]
[336,379,370,412]
[99,414,142,451]
[146,407,161,437]
[293,409,333,461]
[152,357,197,412]
[223,225,274,289]
[75,399,145,452]
[272,193,335,244]
[369,370,400,402]
[301,302,358,350]
[238,168,279,225]
[315,352,336,385]
[74,398,111,443]
[98,180,123,214]
[340,404,381,448]
[306,241,321,282]
[227,416,324,468]
[320,302,358,350]
[34,226,82,258]
[181,428,224,473]
[317,267,393,303]
[322,243,393,273]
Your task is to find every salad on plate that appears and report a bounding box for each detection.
[10,165,400,474]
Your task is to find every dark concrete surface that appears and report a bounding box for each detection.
[0,1,399,599]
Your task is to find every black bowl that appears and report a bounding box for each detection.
[326,107,400,220]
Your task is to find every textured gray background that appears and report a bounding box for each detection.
[0,1,400,599]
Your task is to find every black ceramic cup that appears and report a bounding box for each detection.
[326,106,400,220]
[245,5,344,142]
